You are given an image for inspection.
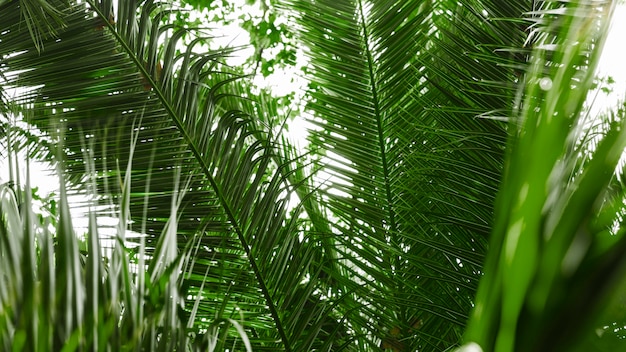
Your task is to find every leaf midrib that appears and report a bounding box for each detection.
[356,0,397,240]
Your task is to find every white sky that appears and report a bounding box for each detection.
[590,5,626,115]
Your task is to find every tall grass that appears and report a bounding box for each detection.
[0,142,252,351]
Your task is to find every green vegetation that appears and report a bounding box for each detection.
[1,0,625,351]
[0,165,252,351]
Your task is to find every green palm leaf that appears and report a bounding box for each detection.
[3,0,624,350]
[1,0,340,349]
[282,0,532,349]
[464,1,626,351]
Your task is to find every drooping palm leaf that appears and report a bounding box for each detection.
[1,0,343,349]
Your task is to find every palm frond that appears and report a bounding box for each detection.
[281,0,532,349]
[1,0,340,349]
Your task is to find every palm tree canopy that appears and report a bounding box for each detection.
[1,0,625,351]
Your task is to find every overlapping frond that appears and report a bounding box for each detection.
[281,0,532,349]
[1,0,340,349]
[3,0,623,350]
